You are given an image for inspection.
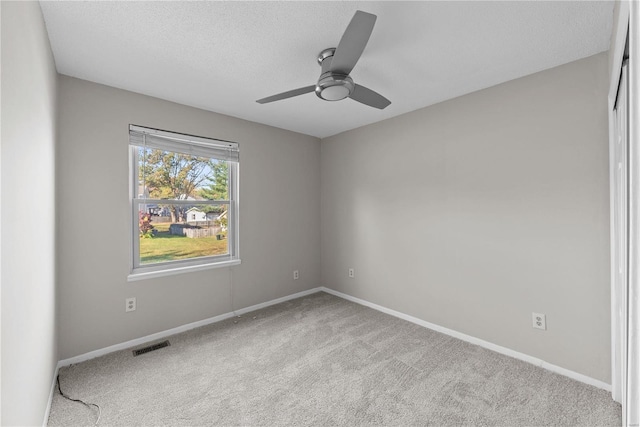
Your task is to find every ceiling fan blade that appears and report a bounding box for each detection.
[256,85,316,104]
[330,10,376,75]
[349,84,391,109]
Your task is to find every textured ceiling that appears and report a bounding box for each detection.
[40,1,613,139]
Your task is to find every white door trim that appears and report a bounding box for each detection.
[627,2,639,424]
[610,2,640,425]
[609,0,630,407]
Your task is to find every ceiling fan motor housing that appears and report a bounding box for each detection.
[315,48,354,101]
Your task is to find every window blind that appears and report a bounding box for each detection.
[129,125,239,162]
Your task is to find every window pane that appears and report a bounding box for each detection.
[137,147,229,201]
[138,203,229,265]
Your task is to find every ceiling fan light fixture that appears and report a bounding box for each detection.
[315,74,354,101]
[316,84,350,101]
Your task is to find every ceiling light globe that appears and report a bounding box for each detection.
[320,85,351,101]
[316,74,355,102]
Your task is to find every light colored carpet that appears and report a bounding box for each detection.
[48,292,621,426]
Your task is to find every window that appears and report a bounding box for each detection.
[129,125,240,279]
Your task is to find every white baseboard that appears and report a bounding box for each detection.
[233,287,321,316]
[57,287,322,368]
[319,286,612,392]
[43,363,60,427]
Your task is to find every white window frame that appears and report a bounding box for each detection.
[128,125,240,281]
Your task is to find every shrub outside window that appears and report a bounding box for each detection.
[129,125,240,279]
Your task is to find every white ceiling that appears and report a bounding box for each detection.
[40,1,614,139]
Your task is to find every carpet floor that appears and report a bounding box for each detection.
[48,292,621,426]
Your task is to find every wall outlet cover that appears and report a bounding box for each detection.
[532,312,546,330]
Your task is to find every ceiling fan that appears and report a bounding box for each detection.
[256,10,391,110]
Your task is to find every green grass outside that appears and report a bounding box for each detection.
[139,222,228,264]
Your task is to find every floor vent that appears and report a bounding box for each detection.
[132,340,170,356]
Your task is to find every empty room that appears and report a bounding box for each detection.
[2,1,639,426]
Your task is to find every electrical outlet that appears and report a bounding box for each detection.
[126,297,136,312]
[532,312,546,330]
[348,268,355,278]
[293,270,299,280]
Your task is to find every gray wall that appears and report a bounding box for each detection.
[1,1,59,425]
[321,53,611,383]
[57,76,321,360]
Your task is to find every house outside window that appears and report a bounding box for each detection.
[129,125,240,279]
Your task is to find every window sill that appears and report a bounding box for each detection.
[128,259,241,282]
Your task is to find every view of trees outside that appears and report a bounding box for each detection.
[137,148,230,265]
